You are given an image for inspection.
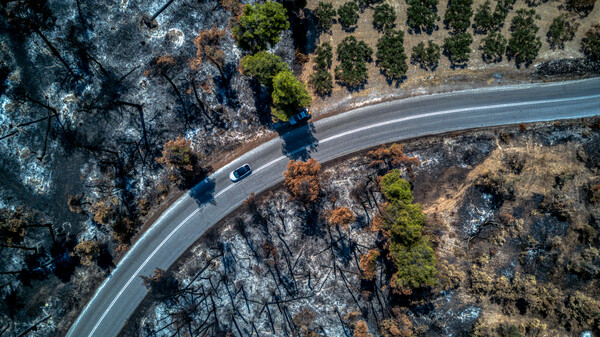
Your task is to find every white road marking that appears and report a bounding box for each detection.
[75,90,600,337]
[86,208,201,337]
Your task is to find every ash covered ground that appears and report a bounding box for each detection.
[122,118,600,337]
[0,0,293,335]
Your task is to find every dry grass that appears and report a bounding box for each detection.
[301,0,600,115]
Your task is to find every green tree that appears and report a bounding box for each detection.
[376,29,408,80]
[378,170,437,292]
[582,25,600,61]
[444,0,473,33]
[411,41,441,70]
[272,70,312,122]
[406,0,440,32]
[444,32,473,65]
[314,42,333,69]
[310,42,334,95]
[547,14,578,49]
[380,169,413,203]
[309,69,333,96]
[233,1,290,52]
[314,2,336,32]
[373,3,397,31]
[335,36,373,87]
[240,51,288,87]
[338,2,359,31]
[480,31,507,62]
[473,0,494,33]
[357,0,384,8]
[507,9,541,66]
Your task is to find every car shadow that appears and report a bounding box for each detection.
[189,177,217,206]
[278,122,319,161]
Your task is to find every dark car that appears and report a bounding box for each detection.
[289,108,311,125]
[229,164,252,182]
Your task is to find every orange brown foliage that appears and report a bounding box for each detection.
[72,240,101,266]
[191,25,226,72]
[156,137,198,184]
[283,159,322,204]
[379,311,413,337]
[359,249,380,280]
[353,320,373,337]
[367,144,419,173]
[328,207,355,229]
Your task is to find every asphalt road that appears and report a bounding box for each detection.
[67,78,600,337]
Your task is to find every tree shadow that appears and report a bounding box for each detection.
[250,80,273,127]
[278,122,319,160]
[189,177,217,206]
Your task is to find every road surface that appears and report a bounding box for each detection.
[67,78,600,337]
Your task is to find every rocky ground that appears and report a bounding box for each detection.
[122,117,600,337]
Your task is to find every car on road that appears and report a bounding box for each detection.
[229,164,252,182]
[289,108,311,125]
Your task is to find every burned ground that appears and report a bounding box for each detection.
[122,117,600,337]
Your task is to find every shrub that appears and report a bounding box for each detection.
[73,240,101,266]
[314,42,333,69]
[157,136,201,185]
[335,36,373,87]
[357,0,384,8]
[310,42,334,95]
[359,249,380,280]
[240,51,288,87]
[338,2,360,31]
[233,1,289,52]
[406,0,440,32]
[473,0,494,33]
[411,41,441,70]
[329,207,356,229]
[314,2,336,31]
[272,70,312,122]
[481,31,507,62]
[376,29,408,80]
[445,0,473,33]
[507,9,541,66]
[283,159,322,204]
[309,69,333,95]
[373,3,397,31]
[582,25,600,62]
[547,14,578,49]
[368,143,419,172]
[444,32,473,65]
[380,169,413,204]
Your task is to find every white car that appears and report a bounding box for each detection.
[229,164,252,182]
[289,108,311,125]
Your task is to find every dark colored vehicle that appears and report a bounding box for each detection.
[289,108,311,125]
[229,163,252,182]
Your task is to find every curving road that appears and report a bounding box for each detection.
[68,79,600,337]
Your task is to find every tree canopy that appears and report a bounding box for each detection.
[444,0,473,33]
[581,25,600,61]
[480,31,507,62]
[310,42,334,96]
[337,2,360,31]
[377,170,437,292]
[507,9,541,66]
[411,41,441,70]
[547,14,578,50]
[335,36,373,87]
[373,3,397,31]
[240,51,288,87]
[283,159,322,204]
[272,70,312,122]
[376,29,408,80]
[406,0,440,32]
[233,1,290,52]
[443,32,473,65]
[314,2,337,31]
